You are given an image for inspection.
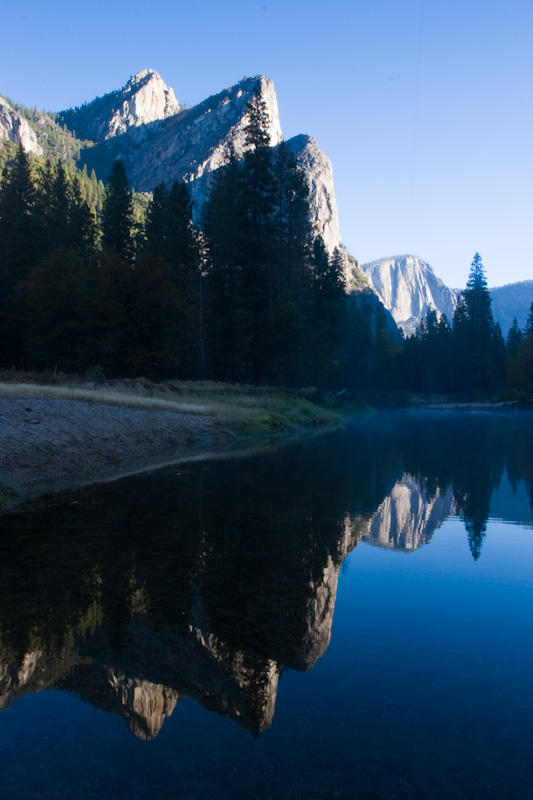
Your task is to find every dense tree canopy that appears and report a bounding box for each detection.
[0,137,530,398]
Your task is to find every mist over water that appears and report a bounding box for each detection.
[1,411,532,799]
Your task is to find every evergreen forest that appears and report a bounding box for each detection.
[1,86,532,399]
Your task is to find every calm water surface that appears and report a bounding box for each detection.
[1,412,532,799]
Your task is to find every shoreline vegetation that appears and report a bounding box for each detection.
[1,371,530,514]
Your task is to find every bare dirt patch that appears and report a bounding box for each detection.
[0,393,233,505]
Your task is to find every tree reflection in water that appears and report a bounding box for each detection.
[0,411,531,735]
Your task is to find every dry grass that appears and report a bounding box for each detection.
[0,382,213,415]
[0,376,340,430]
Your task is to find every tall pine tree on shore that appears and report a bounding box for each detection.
[453,253,503,394]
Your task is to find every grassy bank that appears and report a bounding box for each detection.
[0,373,342,437]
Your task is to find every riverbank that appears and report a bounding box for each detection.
[0,377,340,511]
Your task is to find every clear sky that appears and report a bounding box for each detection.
[1,0,531,288]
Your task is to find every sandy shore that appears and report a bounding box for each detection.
[0,393,235,508]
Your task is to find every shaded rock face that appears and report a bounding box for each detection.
[290,520,359,672]
[361,474,455,551]
[361,255,458,334]
[0,95,43,155]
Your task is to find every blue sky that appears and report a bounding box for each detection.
[1,0,531,288]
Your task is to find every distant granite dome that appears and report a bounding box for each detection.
[361,255,458,334]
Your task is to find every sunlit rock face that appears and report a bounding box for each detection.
[3,70,370,291]
[286,134,341,256]
[67,69,180,143]
[0,96,43,155]
[105,669,179,740]
[361,475,456,551]
[98,74,360,281]
[361,255,458,334]
[105,69,180,139]
[124,75,283,214]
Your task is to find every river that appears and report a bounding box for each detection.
[1,411,532,799]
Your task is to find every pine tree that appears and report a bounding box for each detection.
[307,238,346,387]
[525,301,533,338]
[506,302,533,395]
[204,149,250,380]
[144,183,170,258]
[0,144,34,221]
[68,176,98,258]
[144,181,202,376]
[0,146,42,364]
[453,253,500,394]
[16,247,98,372]
[265,141,313,384]
[0,144,40,279]
[463,253,494,336]
[101,161,134,261]
[506,318,523,355]
[244,80,271,151]
[240,83,276,380]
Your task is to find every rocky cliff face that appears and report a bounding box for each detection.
[361,255,458,334]
[105,69,180,139]
[62,73,362,274]
[60,69,180,143]
[117,75,283,213]
[0,95,43,155]
[1,69,374,301]
[290,520,360,671]
[94,73,366,285]
[286,134,342,257]
[105,669,179,739]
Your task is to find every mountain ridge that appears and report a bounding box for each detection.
[58,68,180,141]
[1,69,375,298]
[361,254,533,336]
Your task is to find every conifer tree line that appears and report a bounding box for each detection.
[0,85,392,388]
[403,253,533,397]
[0,83,531,395]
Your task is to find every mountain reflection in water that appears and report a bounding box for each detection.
[0,412,532,739]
